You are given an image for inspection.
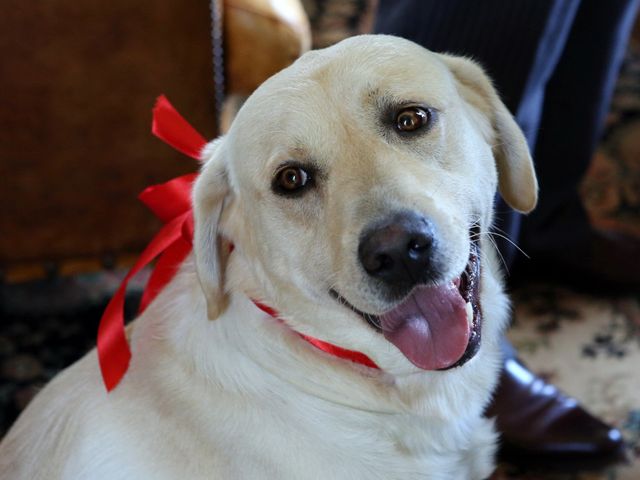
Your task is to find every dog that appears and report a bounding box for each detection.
[0,35,537,479]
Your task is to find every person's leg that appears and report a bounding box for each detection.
[517,0,640,288]
[375,0,628,465]
[499,3,639,461]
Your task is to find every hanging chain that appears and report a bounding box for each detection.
[209,0,225,134]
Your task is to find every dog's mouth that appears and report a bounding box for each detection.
[330,227,481,371]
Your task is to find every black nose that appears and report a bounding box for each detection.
[358,211,439,293]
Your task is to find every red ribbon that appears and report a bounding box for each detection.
[151,94,207,160]
[252,302,380,370]
[97,96,205,392]
[97,96,379,392]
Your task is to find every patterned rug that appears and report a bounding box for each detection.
[494,286,640,479]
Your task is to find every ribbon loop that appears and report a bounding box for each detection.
[151,95,207,160]
[138,173,197,222]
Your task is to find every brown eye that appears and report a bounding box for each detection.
[273,165,312,195]
[395,106,430,133]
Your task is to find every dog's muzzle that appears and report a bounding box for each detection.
[332,217,482,370]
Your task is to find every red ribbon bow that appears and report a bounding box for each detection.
[97,96,378,392]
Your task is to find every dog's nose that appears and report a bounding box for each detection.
[358,212,438,290]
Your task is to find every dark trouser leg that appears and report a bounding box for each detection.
[517,0,640,287]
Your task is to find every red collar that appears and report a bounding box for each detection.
[97,96,378,392]
[252,301,379,370]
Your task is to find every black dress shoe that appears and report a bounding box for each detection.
[486,356,627,469]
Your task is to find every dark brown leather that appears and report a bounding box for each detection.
[1,0,313,281]
[487,356,626,466]
[0,1,218,279]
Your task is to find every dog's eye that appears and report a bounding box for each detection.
[395,107,430,133]
[273,165,312,195]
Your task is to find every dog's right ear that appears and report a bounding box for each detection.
[441,54,538,213]
[193,137,231,320]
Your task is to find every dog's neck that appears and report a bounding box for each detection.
[131,256,423,415]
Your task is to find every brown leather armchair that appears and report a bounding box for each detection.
[0,0,310,281]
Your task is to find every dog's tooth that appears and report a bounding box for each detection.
[465,301,473,326]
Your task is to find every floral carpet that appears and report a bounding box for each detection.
[493,287,640,479]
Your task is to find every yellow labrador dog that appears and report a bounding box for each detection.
[0,35,536,479]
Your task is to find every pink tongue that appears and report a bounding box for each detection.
[380,283,470,370]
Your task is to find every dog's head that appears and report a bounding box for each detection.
[193,35,536,374]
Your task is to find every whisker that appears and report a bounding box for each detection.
[486,233,510,273]
[485,231,530,259]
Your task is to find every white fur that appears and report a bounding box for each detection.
[0,35,536,479]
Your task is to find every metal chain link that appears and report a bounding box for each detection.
[209,0,225,134]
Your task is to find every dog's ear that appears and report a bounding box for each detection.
[193,137,231,320]
[441,55,538,213]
